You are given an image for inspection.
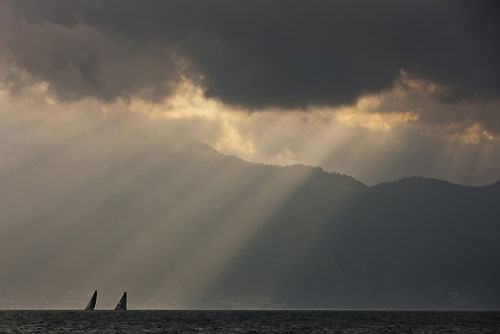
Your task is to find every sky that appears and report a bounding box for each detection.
[1,0,500,185]
[0,0,500,310]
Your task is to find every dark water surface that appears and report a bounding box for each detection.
[0,310,499,333]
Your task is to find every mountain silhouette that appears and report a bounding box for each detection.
[206,173,500,309]
[0,142,498,309]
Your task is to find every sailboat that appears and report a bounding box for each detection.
[114,292,127,310]
[85,291,97,310]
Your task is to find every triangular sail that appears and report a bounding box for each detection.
[114,292,127,310]
[85,291,97,310]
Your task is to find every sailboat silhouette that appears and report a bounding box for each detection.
[84,291,97,310]
[114,292,127,310]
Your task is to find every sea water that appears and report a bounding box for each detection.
[0,310,498,333]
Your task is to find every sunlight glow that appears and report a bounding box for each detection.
[1,67,499,307]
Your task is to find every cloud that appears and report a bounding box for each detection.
[1,0,500,172]
[3,0,499,109]
[2,61,500,188]
[0,6,180,102]
[347,72,500,136]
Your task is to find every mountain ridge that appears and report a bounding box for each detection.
[205,143,500,189]
[0,140,498,309]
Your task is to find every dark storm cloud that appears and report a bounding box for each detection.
[3,0,500,108]
[0,2,180,102]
